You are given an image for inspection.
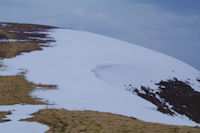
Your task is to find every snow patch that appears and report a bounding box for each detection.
[0,105,49,133]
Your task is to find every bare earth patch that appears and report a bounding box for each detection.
[22,109,200,133]
[0,111,11,123]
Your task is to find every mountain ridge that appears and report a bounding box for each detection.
[0,22,200,133]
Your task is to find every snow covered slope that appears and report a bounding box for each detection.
[1,28,200,129]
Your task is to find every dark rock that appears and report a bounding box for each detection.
[125,78,200,123]
[157,78,200,123]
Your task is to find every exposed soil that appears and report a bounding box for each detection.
[0,75,57,105]
[126,78,200,123]
[0,111,11,123]
[22,109,200,133]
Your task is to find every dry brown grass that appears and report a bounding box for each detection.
[0,41,43,58]
[0,111,11,123]
[23,109,200,133]
[0,23,57,106]
[0,75,56,105]
[0,22,55,59]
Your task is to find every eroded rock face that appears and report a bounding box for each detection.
[126,78,200,123]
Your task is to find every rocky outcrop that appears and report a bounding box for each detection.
[126,78,200,123]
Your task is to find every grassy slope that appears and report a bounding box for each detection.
[0,22,55,59]
[0,111,11,123]
[0,23,56,105]
[23,109,200,133]
[0,22,56,122]
[0,75,56,105]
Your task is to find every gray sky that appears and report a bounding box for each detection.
[0,0,200,70]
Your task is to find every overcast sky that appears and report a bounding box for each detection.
[0,0,200,70]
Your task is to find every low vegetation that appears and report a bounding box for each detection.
[0,22,55,59]
[0,75,56,105]
[0,23,57,106]
[23,109,200,133]
[0,41,43,58]
[0,111,11,123]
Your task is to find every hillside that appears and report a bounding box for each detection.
[0,22,200,133]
